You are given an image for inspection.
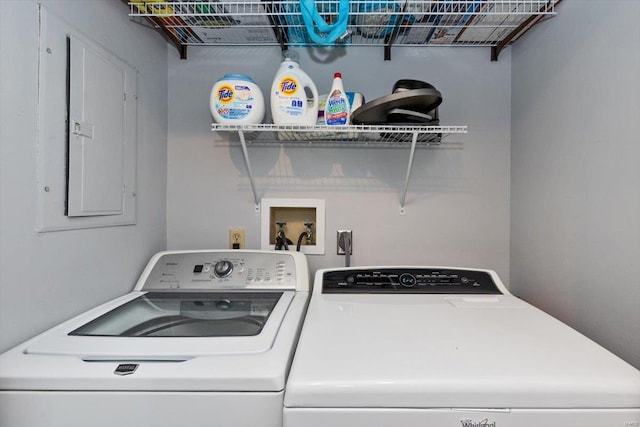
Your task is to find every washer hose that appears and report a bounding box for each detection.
[296,232,306,252]
[296,229,314,252]
[275,233,292,250]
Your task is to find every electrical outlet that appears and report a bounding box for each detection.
[229,227,246,249]
[337,230,352,255]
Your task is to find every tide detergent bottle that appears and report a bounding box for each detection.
[210,74,265,124]
[271,56,318,126]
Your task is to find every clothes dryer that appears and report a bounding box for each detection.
[284,266,640,427]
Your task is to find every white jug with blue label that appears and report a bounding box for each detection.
[210,74,265,125]
[270,58,319,126]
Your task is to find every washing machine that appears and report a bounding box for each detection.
[0,250,310,427]
[284,266,640,427]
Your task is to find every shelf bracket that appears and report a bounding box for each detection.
[125,0,188,60]
[264,1,289,53]
[383,2,409,61]
[238,131,260,212]
[399,131,419,215]
[491,0,558,61]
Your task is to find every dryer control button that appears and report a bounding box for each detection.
[399,273,417,287]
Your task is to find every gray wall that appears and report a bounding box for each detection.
[0,0,168,352]
[511,1,640,368]
[167,46,512,279]
[3,0,635,373]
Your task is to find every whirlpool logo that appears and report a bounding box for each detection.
[460,419,496,427]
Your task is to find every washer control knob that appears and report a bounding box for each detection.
[399,273,417,287]
[214,260,233,278]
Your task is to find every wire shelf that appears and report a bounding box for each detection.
[128,1,557,51]
[211,123,467,146]
[211,123,467,212]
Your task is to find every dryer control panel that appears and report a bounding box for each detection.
[322,268,501,294]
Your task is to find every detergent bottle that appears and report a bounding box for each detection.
[271,54,319,126]
[324,72,350,126]
[210,74,265,125]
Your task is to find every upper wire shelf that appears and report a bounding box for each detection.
[127,0,558,60]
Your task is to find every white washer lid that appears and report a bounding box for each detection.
[25,291,293,358]
[285,293,640,409]
[1,291,309,392]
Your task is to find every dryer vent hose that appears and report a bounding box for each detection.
[338,232,351,267]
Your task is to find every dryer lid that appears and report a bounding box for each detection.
[284,293,640,409]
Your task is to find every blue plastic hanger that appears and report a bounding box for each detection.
[299,0,350,44]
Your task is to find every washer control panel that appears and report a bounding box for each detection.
[322,268,501,294]
[142,251,299,291]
